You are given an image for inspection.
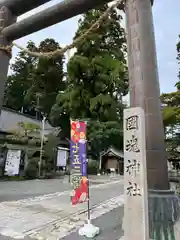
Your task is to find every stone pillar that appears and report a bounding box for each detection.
[0,6,16,113]
[124,0,180,239]
[123,107,149,240]
[125,0,168,190]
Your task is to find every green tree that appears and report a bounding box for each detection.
[25,38,65,117]
[159,35,180,166]
[4,39,65,119]
[161,35,180,130]
[161,92,180,131]
[43,133,59,175]
[7,121,41,144]
[161,84,180,163]
[87,120,123,159]
[5,121,42,179]
[50,4,128,153]
[4,41,37,112]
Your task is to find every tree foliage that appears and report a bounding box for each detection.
[87,120,123,159]
[43,133,59,172]
[161,92,180,129]
[4,39,64,119]
[17,121,41,136]
[161,35,180,130]
[160,36,180,162]
[4,41,37,113]
[161,93,180,161]
[4,7,128,159]
[24,39,65,117]
[50,5,128,155]
[6,121,41,146]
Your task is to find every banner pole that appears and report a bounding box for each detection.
[78,153,99,238]
[69,168,71,183]
[68,157,71,183]
[87,159,90,223]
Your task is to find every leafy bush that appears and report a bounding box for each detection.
[3,176,25,181]
[25,157,39,179]
[87,160,99,175]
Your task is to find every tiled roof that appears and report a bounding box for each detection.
[0,108,54,135]
[100,147,124,158]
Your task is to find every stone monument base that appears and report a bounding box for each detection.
[122,190,180,239]
[149,190,180,239]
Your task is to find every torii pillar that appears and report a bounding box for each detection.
[125,0,180,238]
[0,5,16,113]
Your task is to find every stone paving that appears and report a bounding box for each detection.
[29,195,124,240]
[0,205,125,240]
[61,205,125,240]
[0,179,124,240]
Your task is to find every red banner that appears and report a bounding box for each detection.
[70,120,88,205]
[71,176,88,205]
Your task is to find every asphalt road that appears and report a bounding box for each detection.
[0,175,121,202]
[61,206,124,240]
[0,178,70,202]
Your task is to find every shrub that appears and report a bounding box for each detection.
[3,175,25,181]
[87,160,99,175]
[25,157,39,179]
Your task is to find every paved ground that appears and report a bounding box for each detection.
[0,206,124,240]
[0,175,124,239]
[61,206,124,240]
[0,235,34,240]
[0,175,120,202]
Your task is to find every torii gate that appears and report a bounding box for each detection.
[0,0,179,239]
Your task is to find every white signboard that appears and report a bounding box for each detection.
[5,149,21,176]
[123,107,149,240]
[57,148,68,167]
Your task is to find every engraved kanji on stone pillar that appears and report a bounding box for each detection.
[123,107,149,240]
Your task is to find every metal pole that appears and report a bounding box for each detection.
[66,49,72,184]
[68,157,71,183]
[39,116,45,177]
[87,159,90,222]
[98,154,102,174]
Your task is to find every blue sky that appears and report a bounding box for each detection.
[11,0,180,94]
